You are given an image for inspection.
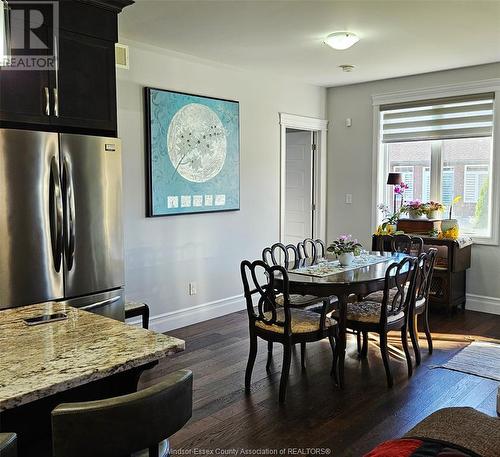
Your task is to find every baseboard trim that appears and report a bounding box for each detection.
[466,293,500,315]
[128,294,246,333]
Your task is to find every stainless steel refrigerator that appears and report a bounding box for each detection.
[0,129,125,320]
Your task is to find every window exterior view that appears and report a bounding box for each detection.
[387,137,492,236]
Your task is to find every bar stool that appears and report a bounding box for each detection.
[51,369,193,457]
[125,301,150,329]
[0,433,17,457]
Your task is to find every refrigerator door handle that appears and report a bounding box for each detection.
[80,295,121,311]
[63,158,76,271]
[49,156,63,272]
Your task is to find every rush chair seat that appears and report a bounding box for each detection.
[0,433,17,457]
[51,369,193,457]
[241,260,339,403]
[262,242,338,370]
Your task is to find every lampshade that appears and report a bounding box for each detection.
[387,172,402,185]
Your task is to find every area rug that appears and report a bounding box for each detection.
[440,341,500,381]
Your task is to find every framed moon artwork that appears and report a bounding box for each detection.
[145,87,240,216]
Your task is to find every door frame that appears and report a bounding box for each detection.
[279,113,328,245]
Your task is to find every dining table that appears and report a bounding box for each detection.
[279,251,409,388]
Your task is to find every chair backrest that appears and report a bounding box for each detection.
[51,370,193,457]
[415,248,438,304]
[262,242,300,270]
[241,259,292,335]
[380,256,418,324]
[391,234,424,256]
[297,238,326,264]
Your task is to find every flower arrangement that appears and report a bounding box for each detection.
[327,234,362,256]
[425,201,445,213]
[401,200,427,218]
[438,226,459,240]
[376,203,401,234]
[394,182,409,197]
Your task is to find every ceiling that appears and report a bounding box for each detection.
[119,0,500,87]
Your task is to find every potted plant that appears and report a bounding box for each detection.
[441,196,462,232]
[377,203,401,233]
[425,201,445,220]
[402,200,426,219]
[327,235,362,267]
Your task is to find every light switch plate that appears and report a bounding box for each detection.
[345,193,353,204]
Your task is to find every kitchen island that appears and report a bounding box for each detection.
[0,302,185,455]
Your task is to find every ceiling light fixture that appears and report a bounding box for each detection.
[325,31,359,50]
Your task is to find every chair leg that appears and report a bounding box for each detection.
[279,343,292,403]
[328,334,338,385]
[356,331,362,354]
[300,342,306,371]
[401,325,413,378]
[360,331,368,359]
[245,332,258,394]
[423,308,433,354]
[266,341,273,371]
[409,314,421,366]
[379,332,393,388]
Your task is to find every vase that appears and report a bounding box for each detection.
[427,210,440,220]
[409,210,424,220]
[387,223,397,234]
[441,219,458,232]
[338,252,354,267]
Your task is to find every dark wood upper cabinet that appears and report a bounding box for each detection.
[54,30,117,132]
[0,0,133,136]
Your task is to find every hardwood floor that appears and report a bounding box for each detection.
[139,309,500,456]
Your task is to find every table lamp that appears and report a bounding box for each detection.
[387,172,402,212]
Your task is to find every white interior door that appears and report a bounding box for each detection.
[284,130,314,246]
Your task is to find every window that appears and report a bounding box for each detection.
[378,92,495,241]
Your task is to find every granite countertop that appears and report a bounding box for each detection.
[0,303,185,412]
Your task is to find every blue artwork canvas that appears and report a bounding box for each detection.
[145,87,240,216]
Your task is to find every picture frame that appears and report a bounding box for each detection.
[145,87,240,217]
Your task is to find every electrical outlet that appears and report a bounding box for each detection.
[188,282,197,296]
[345,193,353,204]
[188,282,197,295]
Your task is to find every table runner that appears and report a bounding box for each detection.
[293,254,390,278]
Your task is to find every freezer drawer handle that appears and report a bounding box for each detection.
[81,295,121,311]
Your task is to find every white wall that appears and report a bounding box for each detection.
[326,62,500,314]
[117,40,326,331]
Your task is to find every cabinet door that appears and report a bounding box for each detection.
[55,30,116,133]
[0,19,51,125]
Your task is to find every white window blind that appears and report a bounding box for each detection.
[381,93,495,143]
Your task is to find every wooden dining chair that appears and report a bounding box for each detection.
[334,256,418,387]
[409,249,437,365]
[241,259,339,403]
[374,234,423,256]
[262,242,338,370]
[391,234,424,256]
[297,238,326,264]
